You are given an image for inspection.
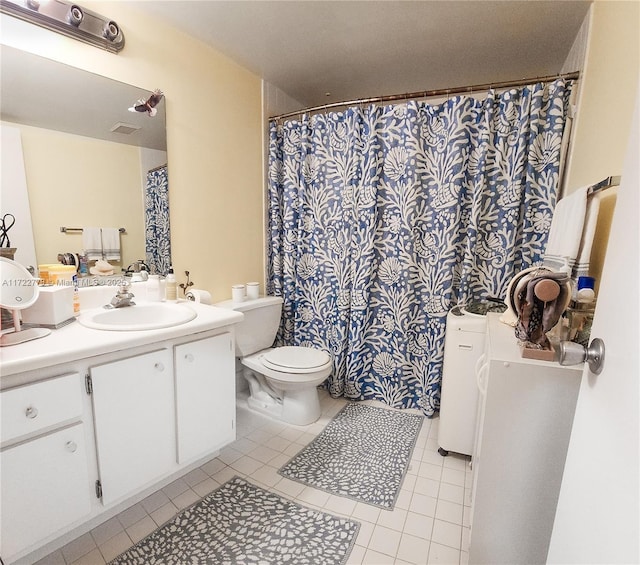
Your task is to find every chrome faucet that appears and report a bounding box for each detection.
[107,282,135,308]
[124,260,149,282]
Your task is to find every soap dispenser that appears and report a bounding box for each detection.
[165,267,177,302]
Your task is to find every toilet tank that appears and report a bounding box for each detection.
[216,296,283,357]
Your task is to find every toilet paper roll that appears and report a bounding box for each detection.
[185,289,212,305]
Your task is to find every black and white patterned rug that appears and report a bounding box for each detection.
[109,476,360,565]
[279,403,424,509]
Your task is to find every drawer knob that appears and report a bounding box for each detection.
[65,441,78,453]
[25,406,38,419]
[184,353,194,363]
[154,362,165,372]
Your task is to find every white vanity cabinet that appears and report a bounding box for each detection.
[469,314,583,564]
[0,373,91,559]
[0,302,242,564]
[89,349,176,506]
[175,333,236,463]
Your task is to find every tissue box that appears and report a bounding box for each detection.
[22,286,74,328]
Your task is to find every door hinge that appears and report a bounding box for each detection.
[95,479,102,499]
[85,374,93,395]
[231,418,235,429]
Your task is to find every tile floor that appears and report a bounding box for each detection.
[36,390,472,565]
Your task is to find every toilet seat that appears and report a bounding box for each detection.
[262,346,331,374]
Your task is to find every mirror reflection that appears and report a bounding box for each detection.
[0,46,170,276]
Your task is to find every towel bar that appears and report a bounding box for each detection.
[587,176,621,196]
[60,227,126,233]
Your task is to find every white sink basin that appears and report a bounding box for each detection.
[78,303,197,331]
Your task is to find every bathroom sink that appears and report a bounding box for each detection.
[78,303,197,331]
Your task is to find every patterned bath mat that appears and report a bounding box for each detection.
[279,403,424,509]
[109,476,360,565]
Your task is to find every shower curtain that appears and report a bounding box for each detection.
[145,165,171,276]
[267,79,573,417]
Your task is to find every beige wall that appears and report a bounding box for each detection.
[0,1,264,302]
[565,1,639,189]
[563,1,639,291]
[16,124,145,269]
[2,1,636,301]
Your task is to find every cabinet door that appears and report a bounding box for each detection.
[469,356,489,523]
[439,328,487,455]
[90,349,175,505]
[175,333,235,463]
[469,358,582,564]
[0,423,91,560]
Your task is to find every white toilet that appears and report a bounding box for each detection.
[217,296,332,425]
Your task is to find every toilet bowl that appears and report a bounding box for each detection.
[216,296,333,425]
[242,346,332,425]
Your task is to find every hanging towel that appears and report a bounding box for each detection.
[571,193,601,280]
[101,228,121,261]
[82,227,103,261]
[542,186,588,274]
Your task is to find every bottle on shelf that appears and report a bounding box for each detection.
[566,276,596,347]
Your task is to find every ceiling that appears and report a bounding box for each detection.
[130,0,592,110]
[0,45,167,150]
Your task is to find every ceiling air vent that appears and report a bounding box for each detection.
[110,122,140,135]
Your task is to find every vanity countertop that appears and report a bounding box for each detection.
[0,301,243,379]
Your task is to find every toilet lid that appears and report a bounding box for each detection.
[262,346,331,372]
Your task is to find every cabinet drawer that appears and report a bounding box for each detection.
[1,373,83,446]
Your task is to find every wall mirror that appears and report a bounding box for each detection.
[0,45,170,276]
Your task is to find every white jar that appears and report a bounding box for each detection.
[146,274,162,302]
[246,282,260,300]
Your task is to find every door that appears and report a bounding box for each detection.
[0,424,91,560]
[0,125,37,269]
[547,94,639,563]
[175,333,235,463]
[90,349,175,506]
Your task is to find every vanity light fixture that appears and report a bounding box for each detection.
[0,0,125,53]
[67,3,83,27]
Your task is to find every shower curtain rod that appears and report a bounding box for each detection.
[270,71,580,121]
[148,163,168,173]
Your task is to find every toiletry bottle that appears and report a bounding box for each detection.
[78,250,89,276]
[567,276,596,347]
[73,274,81,316]
[165,267,177,302]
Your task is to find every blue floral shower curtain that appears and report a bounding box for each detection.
[267,79,573,417]
[145,165,171,275]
